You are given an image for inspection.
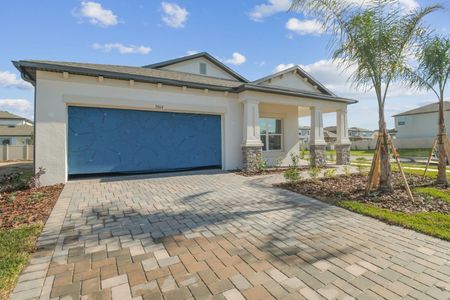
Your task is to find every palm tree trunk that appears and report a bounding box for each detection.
[378,105,393,192]
[437,96,448,185]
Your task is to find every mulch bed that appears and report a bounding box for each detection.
[237,166,332,177]
[0,184,64,229]
[278,173,450,214]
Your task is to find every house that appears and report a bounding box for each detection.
[299,125,337,149]
[326,126,376,150]
[0,111,33,145]
[393,101,450,149]
[14,52,357,185]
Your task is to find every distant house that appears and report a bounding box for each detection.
[0,111,33,145]
[299,126,337,148]
[393,102,450,149]
[325,126,376,150]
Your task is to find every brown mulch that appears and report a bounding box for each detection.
[278,173,450,214]
[0,184,64,229]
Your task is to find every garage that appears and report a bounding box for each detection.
[67,106,222,176]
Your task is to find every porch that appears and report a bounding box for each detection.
[239,90,352,171]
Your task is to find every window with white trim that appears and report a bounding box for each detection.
[259,118,283,151]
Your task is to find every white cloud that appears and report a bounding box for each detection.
[273,63,295,73]
[249,0,291,21]
[286,18,325,36]
[92,43,151,54]
[161,2,188,28]
[77,1,118,27]
[225,52,247,66]
[0,99,33,120]
[0,71,32,90]
[186,50,199,55]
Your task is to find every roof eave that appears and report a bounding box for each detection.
[143,52,249,83]
[236,84,358,104]
[13,61,236,93]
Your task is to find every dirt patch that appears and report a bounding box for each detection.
[0,184,64,229]
[278,173,450,214]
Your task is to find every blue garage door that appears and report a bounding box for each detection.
[68,106,222,175]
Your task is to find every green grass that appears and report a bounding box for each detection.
[0,225,42,299]
[338,201,450,240]
[414,187,450,204]
[397,148,431,157]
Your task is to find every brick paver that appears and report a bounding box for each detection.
[11,171,450,299]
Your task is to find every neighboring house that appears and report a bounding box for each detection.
[326,126,376,150]
[14,52,356,185]
[299,126,336,149]
[0,111,33,145]
[393,102,450,149]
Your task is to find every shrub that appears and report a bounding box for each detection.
[324,169,337,177]
[284,167,300,183]
[343,165,351,176]
[290,153,300,166]
[299,149,307,160]
[255,156,267,173]
[329,153,335,161]
[28,167,46,189]
[0,173,27,194]
[309,167,321,179]
[273,157,283,170]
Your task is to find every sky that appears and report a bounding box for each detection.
[0,0,449,129]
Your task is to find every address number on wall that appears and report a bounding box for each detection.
[155,104,164,110]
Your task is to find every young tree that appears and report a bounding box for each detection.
[290,0,440,192]
[407,37,450,185]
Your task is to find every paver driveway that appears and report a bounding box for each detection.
[11,171,450,300]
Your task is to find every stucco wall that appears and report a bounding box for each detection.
[394,112,450,149]
[35,71,244,185]
[260,72,317,93]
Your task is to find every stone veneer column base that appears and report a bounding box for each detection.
[336,144,351,165]
[242,145,263,173]
[310,144,327,167]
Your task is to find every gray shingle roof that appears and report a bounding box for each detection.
[0,124,33,136]
[0,111,27,120]
[13,57,358,104]
[393,101,450,117]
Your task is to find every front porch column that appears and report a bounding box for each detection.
[310,107,327,167]
[336,107,351,165]
[241,99,263,172]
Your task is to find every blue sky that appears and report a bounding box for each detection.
[0,0,448,129]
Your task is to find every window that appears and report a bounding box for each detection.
[2,139,11,145]
[199,63,207,75]
[398,116,406,126]
[259,118,282,151]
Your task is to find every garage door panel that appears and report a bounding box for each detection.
[68,106,221,175]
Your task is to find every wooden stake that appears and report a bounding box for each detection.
[366,135,382,194]
[389,140,414,201]
[423,137,438,178]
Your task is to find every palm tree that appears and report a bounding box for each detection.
[290,0,441,192]
[407,36,450,185]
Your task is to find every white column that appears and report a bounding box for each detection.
[310,107,326,145]
[242,99,263,147]
[336,107,351,145]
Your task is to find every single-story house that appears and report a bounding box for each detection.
[0,111,33,145]
[14,52,356,185]
[393,101,450,149]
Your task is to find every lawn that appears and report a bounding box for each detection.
[338,201,450,240]
[0,225,42,299]
[414,187,450,204]
[301,148,430,158]
[0,164,63,299]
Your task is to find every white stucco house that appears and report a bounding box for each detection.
[393,101,450,149]
[14,52,356,185]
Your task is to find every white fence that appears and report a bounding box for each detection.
[0,145,33,161]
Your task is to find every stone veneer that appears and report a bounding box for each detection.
[336,144,351,165]
[310,144,327,167]
[242,145,263,173]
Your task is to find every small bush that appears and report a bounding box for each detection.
[329,153,335,161]
[0,173,27,194]
[343,165,351,176]
[290,153,300,166]
[273,158,283,170]
[324,169,337,177]
[309,167,321,179]
[284,167,300,183]
[28,167,46,189]
[299,149,307,160]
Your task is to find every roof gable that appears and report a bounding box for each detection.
[253,66,334,96]
[143,52,248,82]
[393,101,450,117]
